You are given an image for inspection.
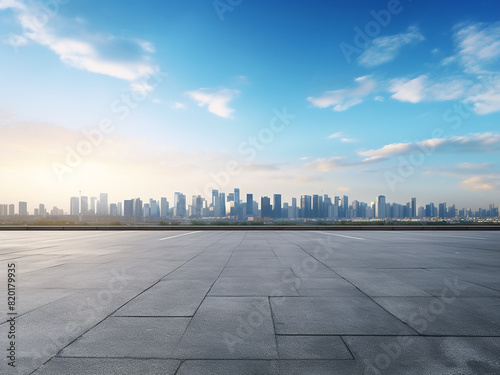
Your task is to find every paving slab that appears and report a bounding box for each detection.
[0,230,498,375]
[32,358,180,375]
[270,296,418,335]
[60,317,190,358]
[175,297,277,359]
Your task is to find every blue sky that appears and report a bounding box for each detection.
[1,0,500,210]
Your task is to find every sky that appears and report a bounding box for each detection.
[1,0,500,211]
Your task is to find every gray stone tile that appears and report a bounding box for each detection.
[209,276,298,296]
[60,317,190,358]
[277,335,352,359]
[277,360,362,374]
[176,360,279,375]
[270,297,417,335]
[175,297,277,359]
[334,269,432,297]
[33,358,180,375]
[374,297,500,335]
[114,279,211,316]
[344,336,500,375]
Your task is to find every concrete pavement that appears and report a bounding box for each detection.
[0,230,499,374]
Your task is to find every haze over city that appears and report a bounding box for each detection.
[1,0,500,209]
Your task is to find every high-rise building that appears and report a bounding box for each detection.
[246,194,253,216]
[273,194,282,219]
[117,202,122,216]
[8,204,15,216]
[341,195,349,217]
[312,195,319,218]
[97,193,109,216]
[0,205,7,216]
[291,197,297,219]
[70,197,79,216]
[39,203,46,217]
[375,195,386,219]
[174,193,186,217]
[219,193,226,217]
[261,196,272,218]
[110,203,118,216]
[438,202,447,218]
[301,195,312,218]
[234,188,240,207]
[411,197,417,218]
[19,201,28,216]
[160,197,169,217]
[90,197,97,214]
[124,200,134,217]
[81,196,89,215]
[134,198,143,218]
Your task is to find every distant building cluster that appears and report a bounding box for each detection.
[1,190,499,221]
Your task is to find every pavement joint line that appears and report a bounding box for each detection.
[37,232,136,243]
[158,231,201,241]
[34,232,216,374]
[412,233,489,240]
[311,231,365,240]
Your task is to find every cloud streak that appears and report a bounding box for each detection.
[2,0,159,93]
[187,88,239,118]
[308,76,376,112]
[359,133,500,162]
[358,25,425,67]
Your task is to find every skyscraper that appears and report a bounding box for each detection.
[124,200,134,217]
[81,196,89,215]
[376,195,386,219]
[273,194,282,219]
[261,196,272,218]
[246,194,253,216]
[438,202,447,218]
[411,197,417,218]
[234,188,240,207]
[301,195,312,218]
[160,197,169,217]
[174,193,186,217]
[98,193,109,216]
[19,201,28,216]
[70,197,79,216]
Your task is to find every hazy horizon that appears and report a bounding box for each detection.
[1,0,500,211]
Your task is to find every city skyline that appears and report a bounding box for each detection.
[1,1,500,208]
[1,188,498,220]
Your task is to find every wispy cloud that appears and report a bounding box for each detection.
[358,25,425,67]
[308,76,376,111]
[460,175,500,191]
[327,132,343,139]
[359,133,500,162]
[453,22,500,75]
[186,87,239,118]
[2,0,159,93]
[389,75,468,103]
[305,156,358,171]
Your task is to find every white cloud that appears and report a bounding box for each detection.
[2,1,159,92]
[308,76,376,112]
[390,75,468,103]
[454,22,500,74]
[374,96,384,102]
[187,88,239,118]
[327,131,343,139]
[460,175,500,191]
[0,0,25,10]
[306,157,353,171]
[358,25,425,67]
[171,101,185,109]
[341,138,355,143]
[457,162,492,170]
[359,133,500,162]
